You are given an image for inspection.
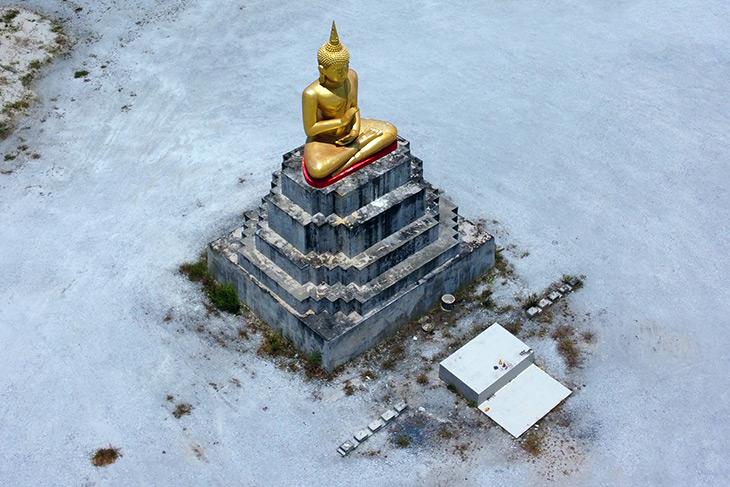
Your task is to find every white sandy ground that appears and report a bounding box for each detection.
[0,0,729,485]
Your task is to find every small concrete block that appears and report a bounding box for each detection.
[381,409,398,422]
[368,418,386,432]
[558,284,572,294]
[538,298,552,309]
[394,401,408,413]
[526,307,542,318]
[337,447,346,457]
[548,291,562,302]
[354,429,372,442]
[339,439,358,454]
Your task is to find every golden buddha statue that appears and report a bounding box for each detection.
[302,22,398,180]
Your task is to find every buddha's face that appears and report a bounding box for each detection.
[319,62,349,84]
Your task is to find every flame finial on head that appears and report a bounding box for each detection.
[318,21,349,68]
[329,21,340,47]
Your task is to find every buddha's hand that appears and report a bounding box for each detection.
[335,129,359,146]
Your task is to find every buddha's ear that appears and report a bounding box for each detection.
[318,64,326,83]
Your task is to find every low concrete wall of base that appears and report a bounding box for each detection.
[209,233,495,372]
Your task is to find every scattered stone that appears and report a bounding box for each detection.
[368,418,386,432]
[538,298,552,309]
[421,322,434,333]
[381,409,398,422]
[354,429,372,442]
[548,291,562,302]
[526,306,542,318]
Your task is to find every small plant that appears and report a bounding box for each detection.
[416,373,428,385]
[536,308,553,324]
[307,352,321,367]
[581,330,595,343]
[466,399,477,408]
[28,60,42,70]
[503,320,522,335]
[557,338,580,368]
[92,446,121,467]
[438,425,455,439]
[523,293,540,310]
[3,100,30,113]
[551,324,574,341]
[180,256,240,313]
[74,70,89,78]
[494,252,514,278]
[172,403,192,418]
[264,332,282,354]
[20,73,34,88]
[207,282,240,313]
[479,290,496,310]
[2,9,19,23]
[395,435,411,448]
[520,431,543,456]
[343,382,355,396]
[180,260,210,283]
[562,274,584,291]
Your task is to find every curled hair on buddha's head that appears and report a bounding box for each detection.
[318,21,349,69]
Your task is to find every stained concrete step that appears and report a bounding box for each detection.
[254,188,441,286]
[277,137,423,217]
[266,181,427,257]
[255,209,440,286]
[231,197,460,317]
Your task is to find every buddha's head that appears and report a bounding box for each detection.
[318,21,349,84]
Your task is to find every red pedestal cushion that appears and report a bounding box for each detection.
[302,141,398,188]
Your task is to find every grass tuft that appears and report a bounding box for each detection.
[557,338,580,368]
[92,446,121,467]
[520,431,543,456]
[207,282,240,314]
[180,256,240,313]
[395,435,411,448]
[172,403,192,418]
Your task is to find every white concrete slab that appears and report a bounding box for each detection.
[381,409,397,422]
[439,323,534,403]
[368,418,386,432]
[479,364,571,438]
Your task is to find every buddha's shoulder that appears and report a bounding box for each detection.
[303,80,326,98]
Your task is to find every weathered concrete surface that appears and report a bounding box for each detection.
[208,138,495,370]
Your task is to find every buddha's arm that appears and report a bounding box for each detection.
[302,89,357,137]
[335,71,361,146]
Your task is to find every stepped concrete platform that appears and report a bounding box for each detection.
[208,137,495,371]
